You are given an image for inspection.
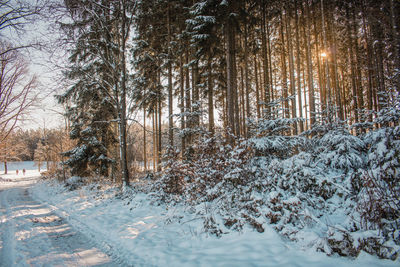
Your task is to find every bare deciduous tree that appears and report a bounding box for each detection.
[0,0,43,55]
[0,43,38,142]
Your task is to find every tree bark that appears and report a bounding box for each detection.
[261,1,271,114]
[244,20,251,126]
[321,0,332,121]
[346,4,359,125]
[179,54,186,153]
[304,0,316,127]
[294,1,304,132]
[167,3,174,147]
[119,0,130,187]
[280,11,289,119]
[143,108,147,171]
[285,7,297,134]
[225,5,238,139]
[185,48,192,146]
[254,55,261,119]
[208,55,215,135]
[389,0,400,94]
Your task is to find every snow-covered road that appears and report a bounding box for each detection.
[0,172,116,267]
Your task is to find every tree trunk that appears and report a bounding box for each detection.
[321,0,332,121]
[152,111,156,172]
[119,1,130,187]
[285,8,297,134]
[244,21,251,127]
[312,6,326,112]
[389,0,400,94]
[346,4,359,125]
[254,54,261,119]
[208,55,215,135]
[185,48,192,146]
[157,71,162,172]
[361,1,374,122]
[225,7,237,139]
[267,22,274,102]
[352,4,364,118]
[328,10,343,121]
[280,11,289,119]
[167,4,173,147]
[143,108,147,171]
[294,1,304,132]
[240,66,246,136]
[261,1,271,114]
[304,0,316,127]
[179,54,186,153]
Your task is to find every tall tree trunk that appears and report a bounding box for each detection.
[157,70,162,171]
[208,55,215,135]
[185,48,192,147]
[352,4,365,126]
[304,0,316,127]
[285,7,297,134]
[254,54,261,119]
[321,0,332,121]
[280,11,289,119]
[346,4,359,125]
[152,111,156,172]
[294,1,304,132]
[167,4,174,147]
[328,9,343,121]
[389,0,400,94]
[225,6,238,139]
[119,0,130,186]
[143,108,147,171]
[312,6,325,112]
[192,61,200,135]
[361,1,374,121]
[233,46,240,137]
[261,1,271,114]
[267,22,274,102]
[240,66,246,136]
[179,54,186,153]
[370,2,386,111]
[244,21,251,127]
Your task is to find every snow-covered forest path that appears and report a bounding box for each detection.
[0,172,116,267]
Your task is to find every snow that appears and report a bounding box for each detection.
[0,171,115,266]
[16,175,397,266]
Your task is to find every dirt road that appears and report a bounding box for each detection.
[0,172,116,267]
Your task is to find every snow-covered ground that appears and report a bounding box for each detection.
[19,175,398,266]
[0,171,116,266]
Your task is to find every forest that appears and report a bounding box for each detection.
[1,0,400,262]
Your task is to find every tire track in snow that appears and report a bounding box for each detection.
[0,188,17,266]
[0,175,117,266]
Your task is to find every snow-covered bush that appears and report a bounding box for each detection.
[316,129,367,172]
[148,99,400,260]
[65,175,87,191]
[354,99,400,258]
[248,117,305,159]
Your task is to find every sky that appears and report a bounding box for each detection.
[4,1,67,131]
[3,0,218,132]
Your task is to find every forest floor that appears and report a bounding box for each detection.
[0,172,398,266]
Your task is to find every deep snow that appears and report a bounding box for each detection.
[21,174,399,266]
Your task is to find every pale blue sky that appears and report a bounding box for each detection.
[3,1,66,130]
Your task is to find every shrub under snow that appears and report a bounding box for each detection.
[152,105,400,260]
